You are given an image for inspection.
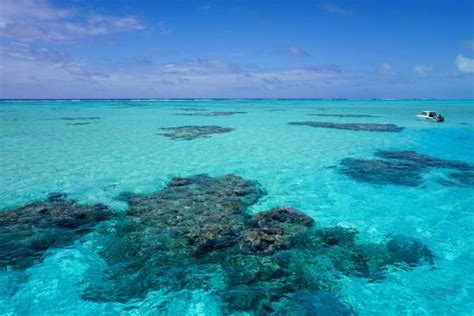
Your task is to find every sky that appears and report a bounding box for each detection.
[0,0,473,99]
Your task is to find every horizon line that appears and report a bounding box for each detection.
[1,98,474,102]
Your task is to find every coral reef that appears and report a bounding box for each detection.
[82,174,265,302]
[449,172,474,186]
[276,292,355,315]
[340,150,473,187]
[157,125,234,140]
[80,174,434,314]
[60,117,101,120]
[376,151,472,171]
[0,193,112,269]
[340,158,424,187]
[178,108,209,111]
[0,173,437,313]
[288,121,404,132]
[66,122,94,126]
[438,172,474,187]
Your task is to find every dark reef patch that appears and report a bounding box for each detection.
[376,151,472,171]
[307,114,381,118]
[340,150,473,187]
[449,172,474,186]
[81,174,434,314]
[113,191,145,202]
[278,292,355,316]
[0,193,112,269]
[0,176,436,313]
[237,207,314,255]
[157,125,234,140]
[60,117,101,121]
[289,121,404,132]
[340,158,424,187]
[438,172,474,187]
[178,108,209,111]
[82,174,265,302]
[66,122,94,126]
[386,235,434,266]
[175,111,246,116]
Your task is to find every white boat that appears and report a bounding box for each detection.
[416,111,444,122]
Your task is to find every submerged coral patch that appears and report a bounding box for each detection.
[0,178,435,312]
[340,158,424,187]
[157,125,234,140]
[386,235,434,266]
[340,150,473,187]
[83,174,265,302]
[448,172,474,186]
[66,122,94,126]
[376,151,472,171]
[81,174,434,314]
[438,172,474,187]
[277,292,355,315]
[307,114,381,118]
[238,207,314,255]
[61,117,101,125]
[0,193,112,269]
[60,117,101,120]
[178,108,209,111]
[175,111,246,116]
[289,121,404,132]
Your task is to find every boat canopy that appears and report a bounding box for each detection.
[421,111,438,116]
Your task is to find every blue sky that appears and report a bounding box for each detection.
[0,0,473,99]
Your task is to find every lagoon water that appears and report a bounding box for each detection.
[0,99,473,315]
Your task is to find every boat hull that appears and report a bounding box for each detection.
[416,115,444,122]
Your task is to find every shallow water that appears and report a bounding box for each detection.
[0,99,473,315]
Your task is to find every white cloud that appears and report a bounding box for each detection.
[0,41,108,82]
[0,0,145,41]
[0,45,359,98]
[320,4,352,15]
[288,46,310,57]
[414,64,433,75]
[98,64,357,98]
[0,42,110,98]
[455,54,474,73]
[196,5,213,11]
[378,62,394,75]
[0,0,72,23]
[160,59,242,75]
[229,52,246,57]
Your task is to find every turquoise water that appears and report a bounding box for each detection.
[0,99,473,315]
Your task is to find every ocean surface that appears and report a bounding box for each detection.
[0,99,473,315]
